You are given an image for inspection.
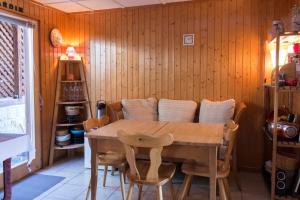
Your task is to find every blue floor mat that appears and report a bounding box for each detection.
[0,173,64,200]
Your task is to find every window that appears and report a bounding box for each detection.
[0,21,25,98]
[0,13,36,171]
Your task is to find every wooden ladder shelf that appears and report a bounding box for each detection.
[49,58,92,166]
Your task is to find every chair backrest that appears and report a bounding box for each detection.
[107,102,124,123]
[83,116,109,133]
[117,130,174,182]
[233,102,247,124]
[223,120,239,171]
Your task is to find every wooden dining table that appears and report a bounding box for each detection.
[86,119,224,200]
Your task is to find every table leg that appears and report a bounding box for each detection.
[3,158,12,200]
[90,140,98,200]
[209,146,217,200]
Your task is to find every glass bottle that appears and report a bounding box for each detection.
[69,83,74,101]
[63,83,69,101]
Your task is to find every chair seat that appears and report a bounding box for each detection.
[182,160,230,178]
[128,160,176,186]
[98,151,126,166]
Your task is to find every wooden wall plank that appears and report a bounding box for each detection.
[121,9,128,99]
[220,0,229,100]
[144,8,151,98]
[214,0,222,100]
[167,5,174,100]
[174,4,181,100]
[180,4,187,100]
[155,6,162,99]
[116,10,122,101]
[200,1,208,100]
[187,3,194,100]
[138,8,145,98]
[162,6,169,98]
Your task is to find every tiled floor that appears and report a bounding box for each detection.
[34,157,270,200]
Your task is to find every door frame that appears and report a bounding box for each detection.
[0,11,41,188]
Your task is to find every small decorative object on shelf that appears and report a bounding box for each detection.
[66,46,76,59]
[63,82,84,102]
[271,20,285,37]
[49,57,92,166]
[60,46,81,61]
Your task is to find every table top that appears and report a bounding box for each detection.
[155,122,224,146]
[86,120,224,146]
[86,120,167,139]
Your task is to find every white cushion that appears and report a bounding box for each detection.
[199,99,235,124]
[121,98,158,121]
[158,99,197,122]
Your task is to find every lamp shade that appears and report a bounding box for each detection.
[66,46,76,59]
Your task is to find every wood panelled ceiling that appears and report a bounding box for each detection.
[34,0,189,12]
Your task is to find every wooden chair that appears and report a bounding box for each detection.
[118,130,176,200]
[84,116,127,200]
[232,102,247,191]
[107,101,124,123]
[179,120,239,200]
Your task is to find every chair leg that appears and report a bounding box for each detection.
[168,180,176,200]
[111,166,116,176]
[157,185,163,200]
[223,178,232,200]
[126,183,134,200]
[178,175,193,200]
[138,184,143,200]
[186,175,193,196]
[103,165,108,187]
[119,171,126,200]
[86,179,91,200]
[232,145,242,191]
[218,179,226,200]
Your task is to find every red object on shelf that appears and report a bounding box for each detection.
[293,43,299,54]
[285,79,298,86]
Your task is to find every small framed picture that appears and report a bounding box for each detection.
[183,34,194,46]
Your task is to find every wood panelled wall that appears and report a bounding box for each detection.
[1,0,300,169]
[66,0,300,170]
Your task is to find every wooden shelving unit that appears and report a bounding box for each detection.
[48,57,92,166]
[266,31,300,200]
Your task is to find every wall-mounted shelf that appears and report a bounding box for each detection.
[269,32,300,46]
[264,84,300,92]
